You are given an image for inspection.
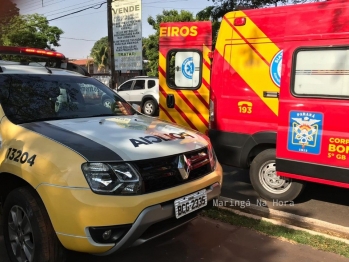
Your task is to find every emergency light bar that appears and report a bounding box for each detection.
[0,46,65,59]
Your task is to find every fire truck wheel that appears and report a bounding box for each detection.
[3,186,67,262]
[250,149,305,202]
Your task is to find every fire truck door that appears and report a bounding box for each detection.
[158,22,212,134]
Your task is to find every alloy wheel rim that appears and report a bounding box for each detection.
[258,161,292,194]
[144,102,153,114]
[8,206,35,262]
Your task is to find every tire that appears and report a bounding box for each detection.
[249,149,305,202]
[3,186,66,262]
[103,98,113,109]
[142,100,158,116]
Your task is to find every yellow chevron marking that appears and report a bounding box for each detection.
[159,52,206,131]
[203,44,212,92]
[216,11,281,116]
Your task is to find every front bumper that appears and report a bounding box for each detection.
[95,182,220,256]
[36,164,223,254]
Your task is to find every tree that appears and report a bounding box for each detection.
[196,6,221,47]
[90,36,109,72]
[0,0,19,26]
[208,0,324,20]
[1,14,63,49]
[144,10,197,77]
[0,0,19,45]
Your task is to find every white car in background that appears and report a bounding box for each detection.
[112,76,159,116]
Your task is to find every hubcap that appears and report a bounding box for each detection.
[8,206,34,262]
[144,102,154,115]
[258,161,292,194]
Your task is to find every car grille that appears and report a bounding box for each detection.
[134,148,212,194]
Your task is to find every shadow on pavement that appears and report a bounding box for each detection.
[221,165,349,227]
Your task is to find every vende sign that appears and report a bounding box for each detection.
[112,0,143,71]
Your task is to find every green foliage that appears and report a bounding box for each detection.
[209,0,323,20]
[196,6,220,47]
[143,10,197,77]
[90,36,108,58]
[1,14,63,49]
[90,36,109,72]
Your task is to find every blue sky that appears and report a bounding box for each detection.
[18,0,213,59]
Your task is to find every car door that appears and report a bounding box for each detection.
[116,80,133,101]
[129,79,145,104]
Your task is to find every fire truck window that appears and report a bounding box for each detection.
[167,50,202,90]
[294,49,349,97]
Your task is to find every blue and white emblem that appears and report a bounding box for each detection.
[287,111,324,154]
[182,57,195,80]
[270,50,283,87]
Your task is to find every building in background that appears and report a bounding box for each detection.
[69,58,149,87]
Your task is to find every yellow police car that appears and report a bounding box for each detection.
[0,59,222,261]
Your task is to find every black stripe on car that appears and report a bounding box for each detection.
[20,122,123,162]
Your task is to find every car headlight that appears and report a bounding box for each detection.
[197,132,217,171]
[82,163,142,195]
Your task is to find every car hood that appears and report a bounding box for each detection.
[20,115,208,161]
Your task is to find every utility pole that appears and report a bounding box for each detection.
[107,0,116,89]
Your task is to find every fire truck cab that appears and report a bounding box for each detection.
[159,0,349,201]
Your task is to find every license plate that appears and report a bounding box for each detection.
[174,189,207,219]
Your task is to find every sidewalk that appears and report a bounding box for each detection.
[1,216,348,262]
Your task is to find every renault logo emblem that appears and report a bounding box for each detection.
[177,154,191,180]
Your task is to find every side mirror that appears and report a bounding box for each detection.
[132,104,141,112]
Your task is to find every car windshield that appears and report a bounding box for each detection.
[0,74,138,124]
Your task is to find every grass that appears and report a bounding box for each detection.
[201,207,349,258]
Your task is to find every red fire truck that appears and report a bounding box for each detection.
[158,0,349,201]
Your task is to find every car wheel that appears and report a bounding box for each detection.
[142,100,158,116]
[249,149,305,202]
[3,186,66,262]
[103,98,113,109]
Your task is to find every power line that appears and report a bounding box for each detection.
[43,0,190,22]
[0,1,108,32]
[19,0,53,9]
[0,0,102,21]
[144,5,204,10]
[20,0,66,14]
[52,8,107,21]
[2,0,196,33]
[47,2,106,22]
[2,0,190,21]
[61,37,99,41]
[44,0,103,17]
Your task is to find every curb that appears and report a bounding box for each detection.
[217,196,349,240]
[218,206,349,245]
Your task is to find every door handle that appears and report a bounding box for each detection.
[263,91,279,98]
[167,94,175,108]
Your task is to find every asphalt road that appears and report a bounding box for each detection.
[1,217,348,262]
[221,165,349,227]
[2,165,349,261]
